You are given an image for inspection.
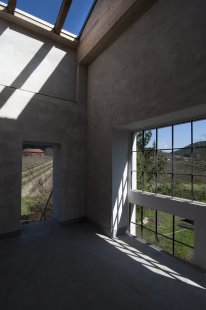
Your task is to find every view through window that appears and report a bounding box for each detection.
[21,145,53,224]
[130,119,206,262]
[131,119,206,202]
[130,205,194,262]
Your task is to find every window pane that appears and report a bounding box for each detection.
[174,217,194,247]
[193,148,206,175]
[158,151,171,173]
[156,235,173,254]
[174,242,194,262]
[0,1,8,5]
[136,225,142,239]
[137,173,142,190]
[173,175,192,200]
[64,0,96,36]
[142,207,156,244]
[136,151,143,171]
[136,131,143,152]
[157,211,173,238]
[193,176,206,203]
[174,149,191,174]
[143,150,156,193]
[144,150,156,173]
[17,0,62,25]
[144,129,156,149]
[158,126,172,149]
[136,206,142,224]
[144,173,156,193]
[157,174,172,196]
[143,208,156,231]
[143,228,156,244]
[174,123,191,148]
[136,206,142,238]
[133,151,143,190]
[193,119,206,144]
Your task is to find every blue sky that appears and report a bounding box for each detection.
[145,119,206,150]
[1,0,95,36]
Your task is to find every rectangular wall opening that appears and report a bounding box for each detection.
[21,143,53,225]
[129,118,206,264]
[131,119,206,202]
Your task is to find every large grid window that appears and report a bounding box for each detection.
[130,205,194,262]
[131,119,206,203]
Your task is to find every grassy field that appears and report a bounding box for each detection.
[21,155,53,223]
[142,179,206,203]
[21,196,34,216]
[135,207,194,262]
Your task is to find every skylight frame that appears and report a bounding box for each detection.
[1,0,97,39]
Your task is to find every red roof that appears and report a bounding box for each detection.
[23,148,44,153]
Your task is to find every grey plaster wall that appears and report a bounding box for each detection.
[0,19,85,234]
[86,0,206,231]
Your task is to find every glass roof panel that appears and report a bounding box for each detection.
[0,1,8,5]
[16,0,62,25]
[1,0,96,38]
[63,0,96,36]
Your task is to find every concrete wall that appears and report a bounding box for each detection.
[86,0,206,266]
[0,18,85,235]
[78,0,157,64]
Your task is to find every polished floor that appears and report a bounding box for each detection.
[0,220,206,310]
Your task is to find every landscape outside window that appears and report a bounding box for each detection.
[21,146,53,224]
[133,205,194,262]
[130,119,206,262]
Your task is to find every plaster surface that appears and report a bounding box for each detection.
[0,18,85,234]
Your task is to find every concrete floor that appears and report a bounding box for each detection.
[0,221,206,310]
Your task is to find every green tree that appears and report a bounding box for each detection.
[136,131,166,191]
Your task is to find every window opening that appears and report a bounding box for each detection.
[131,119,206,203]
[130,118,205,262]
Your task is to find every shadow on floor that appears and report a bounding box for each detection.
[0,220,206,310]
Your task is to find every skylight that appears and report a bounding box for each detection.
[64,0,96,36]
[16,0,62,26]
[0,0,96,38]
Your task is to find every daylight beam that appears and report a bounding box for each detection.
[7,0,17,15]
[54,0,72,34]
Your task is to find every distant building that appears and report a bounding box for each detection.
[23,148,44,157]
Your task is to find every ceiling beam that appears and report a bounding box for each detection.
[7,0,17,15]
[54,0,72,34]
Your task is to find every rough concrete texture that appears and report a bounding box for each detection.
[86,0,206,235]
[0,18,85,233]
[78,0,158,64]
[0,221,206,310]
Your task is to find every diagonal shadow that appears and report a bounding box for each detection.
[0,42,53,109]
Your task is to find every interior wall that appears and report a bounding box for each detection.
[0,18,85,235]
[86,0,206,233]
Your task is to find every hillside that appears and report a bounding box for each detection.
[174,141,206,157]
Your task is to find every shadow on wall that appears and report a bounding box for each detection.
[0,22,75,120]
